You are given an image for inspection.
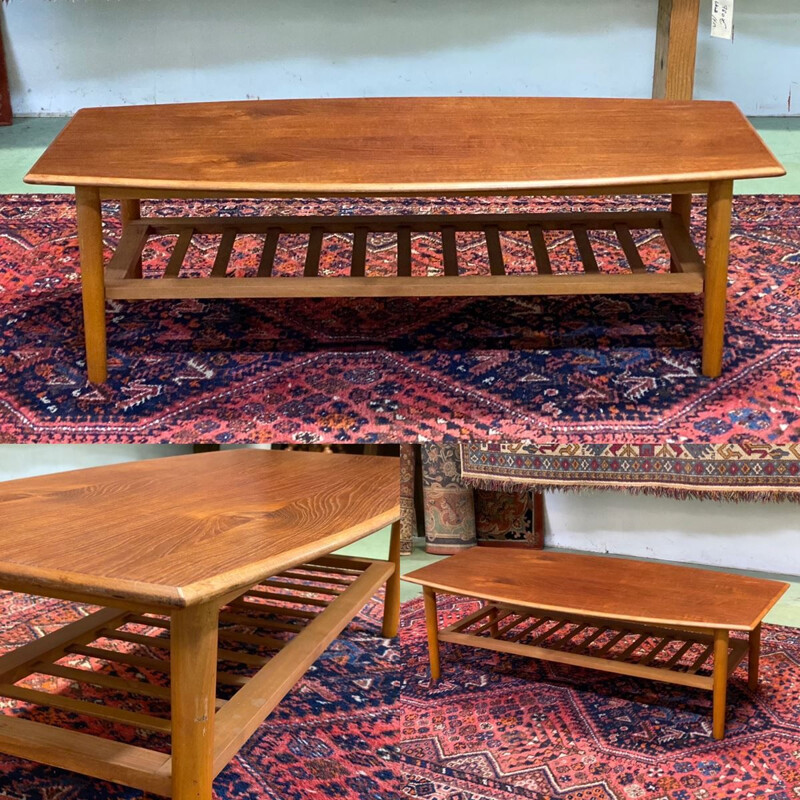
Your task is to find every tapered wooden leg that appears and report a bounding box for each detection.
[712,628,729,740]
[171,602,218,800]
[748,623,761,692]
[423,586,441,681]
[120,199,142,279]
[382,520,401,638]
[702,180,734,378]
[75,186,108,383]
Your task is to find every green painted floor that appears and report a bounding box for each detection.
[4,115,800,626]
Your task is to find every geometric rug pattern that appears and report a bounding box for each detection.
[396,595,800,800]
[0,194,799,444]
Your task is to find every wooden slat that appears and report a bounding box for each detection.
[484,225,505,275]
[229,598,317,620]
[472,609,513,636]
[106,271,704,300]
[661,213,705,274]
[0,608,129,684]
[351,226,367,277]
[551,623,590,650]
[397,226,412,276]
[528,224,552,275]
[300,560,365,576]
[573,224,600,273]
[139,211,670,237]
[571,626,609,654]
[497,613,532,637]
[614,223,646,273]
[240,589,330,608]
[219,609,306,631]
[216,628,286,650]
[163,228,193,278]
[596,630,629,657]
[0,714,171,796]
[440,630,712,690]
[639,637,672,666]
[38,663,172,702]
[262,579,341,596]
[67,644,170,673]
[508,617,549,643]
[212,560,394,777]
[257,227,280,277]
[0,684,171,733]
[441,226,458,276]
[686,644,713,674]
[278,570,354,587]
[619,633,650,660]
[210,228,237,278]
[105,224,151,281]
[663,640,695,669]
[532,619,569,646]
[443,605,495,634]
[304,226,324,277]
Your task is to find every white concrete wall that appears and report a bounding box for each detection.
[2,0,799,117]
[544,490,800,576]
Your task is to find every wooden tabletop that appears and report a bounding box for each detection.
[0,450,400,609]
[404,549,788,631]
[25,97,784,195]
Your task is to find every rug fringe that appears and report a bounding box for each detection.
[461,474,800,503]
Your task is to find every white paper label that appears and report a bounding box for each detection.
[711,0,734,40]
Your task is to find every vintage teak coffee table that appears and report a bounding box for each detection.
[25,97,783,382]
[404,549,788,740]
[0,449,401,799]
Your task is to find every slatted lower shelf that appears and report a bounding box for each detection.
[440,602,749,691]
[0,554,392,797]
[105,210,705,300]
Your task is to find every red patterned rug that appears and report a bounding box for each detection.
[0,591,401,799]
[397,595,800,800]
[1,194,799,444]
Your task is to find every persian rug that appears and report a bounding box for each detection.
[1,194,799,444]
[0,591,402,800]
[396,595,800,800]
[460,441,800,501]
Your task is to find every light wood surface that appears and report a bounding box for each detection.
[713,628,729,739]
[404,549,788,631]
[0,449,400,608]
[25,98,783,195]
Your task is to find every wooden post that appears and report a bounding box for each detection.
[75,186,108,383]
[488,605,499,638]
[423,587,441,681]
[748,623,761,692]
[120,199,143,279]
[712,628,729,740]
[0,8,11,126]
[671,193,692,229]
[381,520,401,638]
[702,180,734,378]
[653,0,701,101]
[170,602,219,800]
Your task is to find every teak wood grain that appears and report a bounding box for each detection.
[25,97,784,195]
[404,549,788,631]
[0,450,400,609]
